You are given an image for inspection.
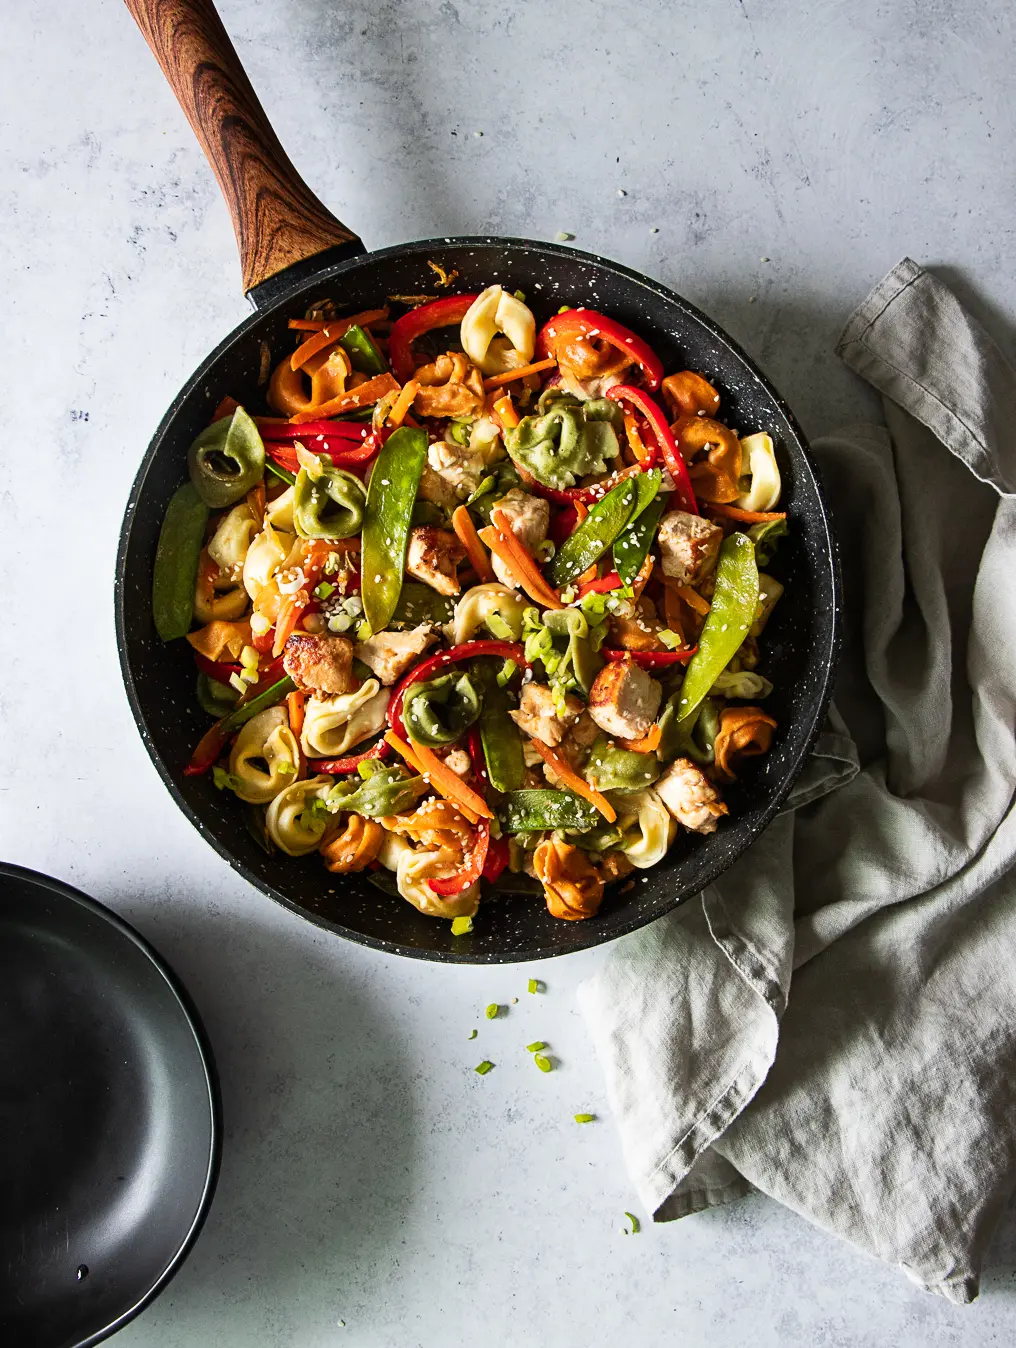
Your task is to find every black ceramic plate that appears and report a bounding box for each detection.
[0,863,219,1348]
[116,238,839,963]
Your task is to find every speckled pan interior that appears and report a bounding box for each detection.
[115,238,840,963]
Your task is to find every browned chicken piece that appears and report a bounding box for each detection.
[413,352,486,418]
[607,596,665,652]
[657,510,724,587]
[405,526,466,596]
[509,682,583,747]
[354,624,438,686]
[655,758,729,834]
[282,633,355,695]
[588,657,662,741]
[418,440,488,509]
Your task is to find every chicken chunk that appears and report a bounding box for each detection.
[354,624,438,686]
[489,488,550,589]
[657,510,724,587]
[405,526,466,596]
[587,658,662,741]
[655,758,729,834]
[509,682,583,747]
[418,439,487,509]
[282,633,355,695]
[607,596,665,652]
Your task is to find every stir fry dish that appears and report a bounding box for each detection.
[151,286,788,924]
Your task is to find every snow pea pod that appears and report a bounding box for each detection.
[361,426,429,633]
[499,789,602,833]
[340,324,387,375]
[613,471,664,585]
[676,531,759,724]
[474,663,525,792]
[152,481,209,641]
[188,405,265,508]
[547,476,638,587]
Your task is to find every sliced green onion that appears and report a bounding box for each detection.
[468,1029,478,1040]
[533,1054,553,1073]
[356,620,373,642]
[526,1041,547,1053]
[574,1113,596,1124]
[485,1003,500,1020]
[314,581,335,600]
[212,766,240,792]
[474,1060,494,1075]
[276,759,297,776]
[622,1211,640,1235]
[527,979,543,994]
[451,915,474,936]
[514,289,526,302]
[657,628,683,650]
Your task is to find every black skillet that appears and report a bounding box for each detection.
[116,0,839,963]
[0,863,219,1348]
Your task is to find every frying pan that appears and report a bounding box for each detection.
[116,0,839,963]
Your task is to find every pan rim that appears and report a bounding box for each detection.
[115,236,840,964]
[0,860,221,1346]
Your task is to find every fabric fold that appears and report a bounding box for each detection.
[580,260,1016,1301]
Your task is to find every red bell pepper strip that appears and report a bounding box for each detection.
[264,436,376,475]
[534,309,663,390]
[576,571,623,599]
[255,418,369,439]
[466,726,490,791]
[387,640,529,739]
[265,443,300,474]
[601,647,698,668]
[429,817,490,896]
[310,738,391,774]
[193,653,241,682]
[388,294,480,383]
[513,457,648,507]
[481,833,511,884]
[607,385,698,514]
[185,723,232,777]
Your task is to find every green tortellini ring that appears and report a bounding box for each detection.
[293,456,367,539]
[187,405,266,509]
[402,672,483,747]
[504,390,623,491]
[658,694,722,765]
[585,735,662,793]
[324,765,427,818]
[539,606,605,698]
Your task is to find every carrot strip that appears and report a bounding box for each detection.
[272,593,307,657]
[623,410,650,465]
[289,373,400,423]
[287,690,306,737]
[527,739,617,824]
[481,358,558,391]
[675,583,711,616]
[573,500,589,526]
[482,510,563,609]
[492,393,519,429]
[617,723,662,754]
[706,502,788,523]
[291,325,347,372]
[387,379,420,429]
[452,505,495,582]
[663,579,685,635]
[385,732,491,823]
[287,308,389,335]
[631,552,655,600]
[212,395,239,422]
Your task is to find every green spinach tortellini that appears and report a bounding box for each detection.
[505,390,623,490]
[188,406,265,508]
[325,764,427,818]
[402,672,482,747]
[585,735,661,793]
[523,605,605,701]
[293,454,367,539]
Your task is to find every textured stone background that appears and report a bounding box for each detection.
[4,0,1016,1343]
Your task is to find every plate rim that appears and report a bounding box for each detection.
[0,860,222,1348]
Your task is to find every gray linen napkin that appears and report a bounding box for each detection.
[578,259,1016,1303]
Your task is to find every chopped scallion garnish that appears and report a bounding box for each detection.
[527,979,543,994]
[533,1054,553,1073]
[574,1114,596,1124]
[468,1029,478,1040]
[485,1003,500,1020]
[622,1211,640,1235]
[474,1060,494,1075]
[526,1042,547,1053]
[314,581,335,600]
[451,916,473,936]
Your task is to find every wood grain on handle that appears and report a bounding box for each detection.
[125,0,361,293]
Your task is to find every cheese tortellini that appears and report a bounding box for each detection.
[447,582,529,646]
[300,680,391,759]
[736,432,781,513]
[395,846,480,918]
[613,788,677,869]
[265,776,333,856]
[264,484,296,533]
[228,706,301,803]
[208,502,257,576]
[243,521,295,600]
[460,285,536,376]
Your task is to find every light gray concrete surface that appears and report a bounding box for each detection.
[4,0,1016,1343]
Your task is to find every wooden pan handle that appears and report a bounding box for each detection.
[125,0,362,293]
